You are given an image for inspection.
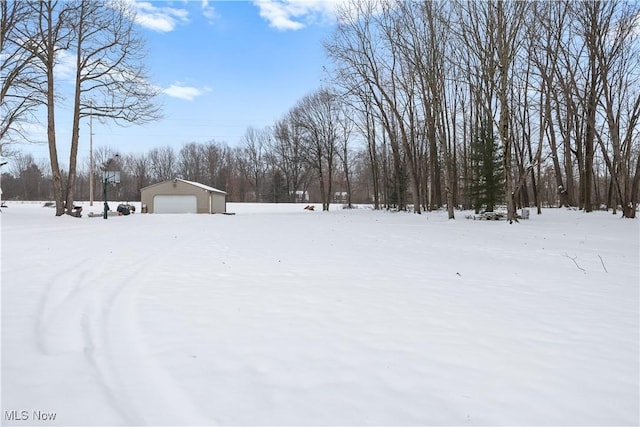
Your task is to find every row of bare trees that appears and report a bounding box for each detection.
[324,0,640,219]
[0,137,330,204]
[0,123,622,215]
[1,0,160,216]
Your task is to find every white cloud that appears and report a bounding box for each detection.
[133,1,189,32]
[54,50,76,82]
[201,0,217,22]
[252,0,340,31]
[163,84,211,101]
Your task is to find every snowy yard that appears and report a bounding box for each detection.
[1,202,638,426]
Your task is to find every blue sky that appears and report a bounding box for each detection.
[23,0,339,163]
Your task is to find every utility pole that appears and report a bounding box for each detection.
[89,104,94,206]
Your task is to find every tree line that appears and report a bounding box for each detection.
[323,0,640,219]
[2,0,639,218]
[0,122,617,215]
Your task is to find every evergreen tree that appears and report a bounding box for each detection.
[470,125,503,213]
[268,169,288,203]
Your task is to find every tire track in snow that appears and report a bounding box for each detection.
[83,258,211,425]
[36,252,210,425]
[36,259,98,355]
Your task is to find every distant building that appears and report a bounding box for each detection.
[140,178,226,214]
[334,191,348,203]
[293,190,309,203]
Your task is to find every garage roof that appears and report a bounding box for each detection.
[141,178,227,195]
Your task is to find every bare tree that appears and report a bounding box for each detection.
[327,0,411,211]
[590,1,640,218]
[126,152,150,198]
[530,1,572,209]
[357,95,382,208]
[148,146,177,182]
[14,0,159,215]
[575,1,605,213]
[272,117,310,202]
[329,62,382,208]
[177,143,205,182]
[0,1,42,151]
[371,1,429,213]
[11,152,41,199]
[200,141,228,190]
[290,88,341,211]
[240,126,271,202]
[21,0,74,215]
[393,0,456,218]
[63,0,161,214]
[336,102,355,208]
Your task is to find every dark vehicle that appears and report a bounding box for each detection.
[117,204,134,215]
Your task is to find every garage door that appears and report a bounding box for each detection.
[153,195,197,213]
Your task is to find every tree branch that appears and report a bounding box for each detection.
[564,253,586,273]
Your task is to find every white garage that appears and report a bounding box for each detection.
[140,178,227,214]
[153,195,198,214]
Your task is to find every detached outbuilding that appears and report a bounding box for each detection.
[140,178,227,214]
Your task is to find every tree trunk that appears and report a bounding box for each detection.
[65,12,84,215]
[42,5,65,216]
[368,133,379,209]
[584,75,597,212]
[497,12,516,223]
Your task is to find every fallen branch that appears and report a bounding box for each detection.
[564,253,586,273]
[598,254,608,273]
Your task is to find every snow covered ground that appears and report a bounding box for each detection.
[1,202,638,426]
